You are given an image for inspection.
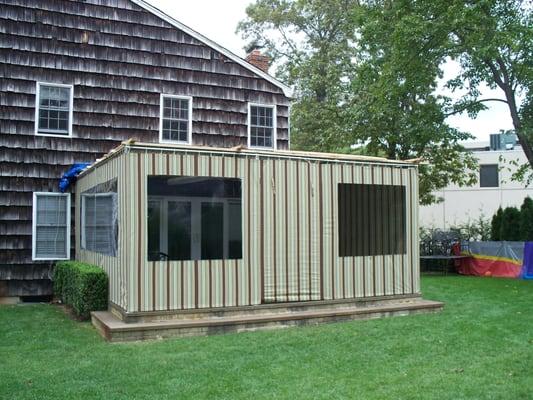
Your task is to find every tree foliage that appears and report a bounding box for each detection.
[238,0,357,150]
[411,0,533,181]
[238,0,480,204]
[499,206,522,241]
[491,207,503,241]
[519,196,533,241]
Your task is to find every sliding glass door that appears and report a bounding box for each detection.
[148,197,241,261]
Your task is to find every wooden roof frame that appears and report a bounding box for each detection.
[131,0,293,98]
[77,141,418,179]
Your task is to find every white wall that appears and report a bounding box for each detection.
[420,148,533,229]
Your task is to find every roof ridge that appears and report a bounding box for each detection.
[130,0,293,98]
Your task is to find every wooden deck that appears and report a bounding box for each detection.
[92,296,444,342]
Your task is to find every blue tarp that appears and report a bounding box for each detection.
[521,242,533,280]
[59,163,90,192]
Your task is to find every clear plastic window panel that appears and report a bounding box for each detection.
[81,179,118,257]
[162,97,189,142]
[250,106,273,147]
[147,176,242,261]
[38,85,70,134]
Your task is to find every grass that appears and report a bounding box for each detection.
[1,276,532,400]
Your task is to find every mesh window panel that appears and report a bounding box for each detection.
[338,183,406,256]
[82,194,116,256]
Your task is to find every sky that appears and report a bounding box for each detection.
[149,0,514,143]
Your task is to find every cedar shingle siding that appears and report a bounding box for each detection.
[0,0,290,296]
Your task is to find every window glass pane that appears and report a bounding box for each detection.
[179,100,189,119]
[147,176,242,261]
[167,201,192,260]
[228,202,242,259]
[338,183,406,256]
[201,202,224,260]
[58,118,68,131]
[480,164,499,187]
[35,226,67,258]
[37,195,67,225]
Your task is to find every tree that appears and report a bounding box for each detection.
[238,0,478,204]
[500,206,522,241]
[444,0,533,167]
[348,0,478,204]
[519,196,533,241]
[390,0,533,179]
[491,207,503,240]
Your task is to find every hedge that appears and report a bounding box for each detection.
[500,206,521,241]
[54,261,108,320]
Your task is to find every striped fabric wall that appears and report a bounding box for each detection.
[114,148,419,313]
[75,154,127,310]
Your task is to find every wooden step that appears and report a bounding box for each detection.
[110,294,426,323]
[92,298,444,342]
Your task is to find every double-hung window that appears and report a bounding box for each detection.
[32,193,70,260]
[248,103,276,149]
[159,94,192,144]
[35,82,73,137]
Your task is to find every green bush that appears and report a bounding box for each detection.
[449,214,491,241]
[500,206,521,241]
[53,261,108,320]
[519,197,533,241]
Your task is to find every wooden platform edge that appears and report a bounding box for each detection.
[91,298,444,342]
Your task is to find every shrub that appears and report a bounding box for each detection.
[500,206,521,241]
[519,197,533,241]
[491,207,503,241]
[53,261,108,320]
[449,214,491,242]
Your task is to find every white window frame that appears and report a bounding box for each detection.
[34,82,74,138]
[287,103,292,150]
[32,192,71,261]
[159,94,193,145]
[81,193,116,254]
[247,102,277,150]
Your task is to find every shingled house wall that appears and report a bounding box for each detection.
[0,0,290,296]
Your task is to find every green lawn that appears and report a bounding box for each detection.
[1,276,532,400]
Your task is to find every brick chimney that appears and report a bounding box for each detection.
[245,49,270,73]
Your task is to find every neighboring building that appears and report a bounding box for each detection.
[420,133,533,230]
[0,0,291,298]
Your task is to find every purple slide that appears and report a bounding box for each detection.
[522,242,533,280]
